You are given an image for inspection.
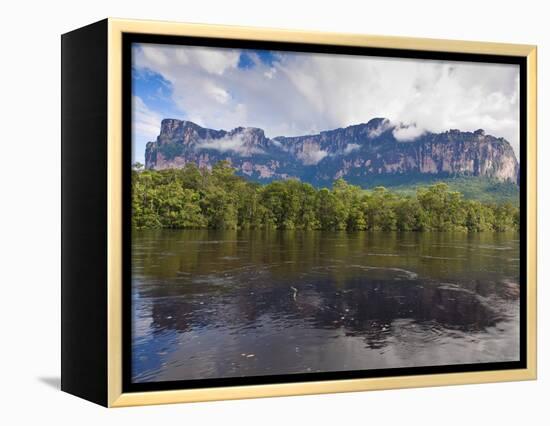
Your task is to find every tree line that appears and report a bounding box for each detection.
[132,161,519,232]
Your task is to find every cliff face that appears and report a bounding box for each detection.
[144,118,519,185]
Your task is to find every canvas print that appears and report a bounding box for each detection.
[130,42,521,384]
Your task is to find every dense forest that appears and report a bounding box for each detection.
[132,161,519,232]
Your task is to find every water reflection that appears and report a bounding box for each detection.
[132,230,520,383]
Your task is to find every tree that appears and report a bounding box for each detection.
[464,200,494,232]
[332,178,367,230]
[179,162,204,191]
[492,202,517,231]
[315,188,347,230]
[202,185,238,229]
[131,162,519,232]
[394,197,426,231]
[296,183,319,230]
[363,187,396,231]
[236,182,263,229]
[132,170,161,228]
[156,183,206,228]
[417,183,466,231]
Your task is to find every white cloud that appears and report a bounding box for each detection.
[141,45,169,66]
[392,123,426,141]
[203,82,231,104]
[368,119,392,138]
[197,133,264,156]
[298,147,328,165]
[132,95,161,162]
[132,96,161,138]
[343,143,361,154]
[133,43,520,159]
[264,67,277,79]
[193,48,240,75]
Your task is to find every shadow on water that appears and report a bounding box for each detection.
[131,229,520,382]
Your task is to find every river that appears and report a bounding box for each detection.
[131,230,520,383]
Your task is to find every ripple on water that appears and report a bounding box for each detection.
[421,255,465,260]
[349,265,418,280]
[477,245,513,251]
[192,274,237,286]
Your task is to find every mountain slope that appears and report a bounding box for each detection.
[144,118,519,187]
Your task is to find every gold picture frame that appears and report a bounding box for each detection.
[61,18,537,407]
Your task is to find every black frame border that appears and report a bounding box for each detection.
[122,33,528,394]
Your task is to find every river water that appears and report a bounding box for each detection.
[131,230,520,383]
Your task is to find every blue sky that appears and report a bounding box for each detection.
[131,45,283,163]
[132,68,180,164]
[132,43,519,164]
[132,69,178,117]
[237,50,277,69]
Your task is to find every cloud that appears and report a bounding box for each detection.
[298,147,328,165]
[132,43,520,162]
[132,95,162,162]
[263,67,277,79]
[132,95,161,138]
[368,119,392,138]
[203,82,231,104]
[343,143,361,154]
[392,123,426,141]
[197,133,264,157]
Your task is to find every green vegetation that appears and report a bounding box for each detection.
[354,174,519,206]
[132,161,519,232]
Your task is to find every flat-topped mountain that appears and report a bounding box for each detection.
[144,118,519,186]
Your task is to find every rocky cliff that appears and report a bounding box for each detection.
[144,118,519,185]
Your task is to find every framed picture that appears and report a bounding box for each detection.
[61,18,537,407]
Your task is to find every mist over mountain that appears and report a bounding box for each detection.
[144,118,519,187]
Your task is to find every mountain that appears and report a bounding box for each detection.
[144,118,519,187]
